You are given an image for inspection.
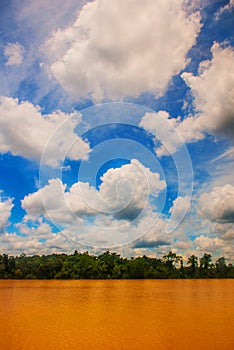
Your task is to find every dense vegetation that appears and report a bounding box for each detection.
[0,251,233,279]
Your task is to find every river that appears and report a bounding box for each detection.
[0,279,233,350]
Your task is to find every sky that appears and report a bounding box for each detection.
[0,0,233,261]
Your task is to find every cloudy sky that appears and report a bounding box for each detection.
[0,0,233,261]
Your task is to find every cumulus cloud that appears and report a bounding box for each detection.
[21,179,83,226]
[139,110,189,157]
[21,159,168,247]
[22,159,166,226]
[132,218,172,249]
[99,159,166,219]
[181,43,234,137]
[140,109,206,156]
[208,222,234,242]
[4,42,25,66]
[140,110,208,157]
[0,229,76,256]
[0,196,13,230]
[0,96,90,166]
[16,219,54,240]
[44,0,201,101]
[140,44,234,156]
[169,196,191,220]
[198,184,234,223]
[193,235,223,253]
[222,228,234,241]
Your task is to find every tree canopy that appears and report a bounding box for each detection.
[0,251,233,280]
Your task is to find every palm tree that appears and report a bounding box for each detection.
[187,255,198,271]
[163,251,180,269]
[200,253,212,269]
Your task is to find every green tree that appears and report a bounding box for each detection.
[0,251,233,280]
[187,255,198,277]
[3,254,9,274]
[200,253,212,269]
[163,251,180,270]
[128,257,147,279]
[215,257,227,276]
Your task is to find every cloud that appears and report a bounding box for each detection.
[169,196,191,220]
[22,159,166,225]
[182,43,234,137]
[0,96,90,166]
[133,239,170,249]
[132,217,172,249]
[45,0,201,101]
[222,228,234,241]
[21,159,167,247]
[140,44,234,156]
[140,111,187,156]
[98,159,166,219]
[4,42,25,66]
[0,1,87,104]
[211,146,234,164]
[208,222,234,241]
[0,229,76,256]
[215,0,234,20]
[198,184,234,223]
[139,109,206,157]
[21,178,84,226]
[14,0,86,45]
[0,196,14,230]
[199,146,234,194]
[193,235,223,253]
[15,219,54,240]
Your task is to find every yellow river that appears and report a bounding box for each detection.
[0,279,233,350]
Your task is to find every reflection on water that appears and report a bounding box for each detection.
[0,279,233,350]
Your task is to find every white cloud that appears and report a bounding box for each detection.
[16,219,53,240]
[222,228,234,241]
[132,217,173,249]
[139,109,203,157]
[193,235,223,253]
[0,196,13,229]
[139,110,186,157]
[215,0,234,20]
[0,229,76,256]
[169,196,191,220]
[0,1,87,103]
[140,44,234,156]
[98,159,166,219]
[45,0,201,101]
[208,222,234,242]
[182,43,234,137]
[1,232,42,253]
[211,146,234,164]
[198,184,234,223]
[22,159,166,223]
[21,160,166,246]
[15,0,86,44]
[208,146,234,189]
[0,96,90,166]
[4,42,25,66]
[21,178,83,226]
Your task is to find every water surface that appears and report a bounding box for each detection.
[0,279,233,349]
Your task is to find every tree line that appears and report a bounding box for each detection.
[0,251,233,279]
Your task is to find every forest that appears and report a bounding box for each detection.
[0,251,234,279]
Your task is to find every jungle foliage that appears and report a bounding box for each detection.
[0,251,233,279]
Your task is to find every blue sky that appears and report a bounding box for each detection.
[0,0,233,261]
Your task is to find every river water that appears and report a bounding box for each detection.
[0,279,233,350]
